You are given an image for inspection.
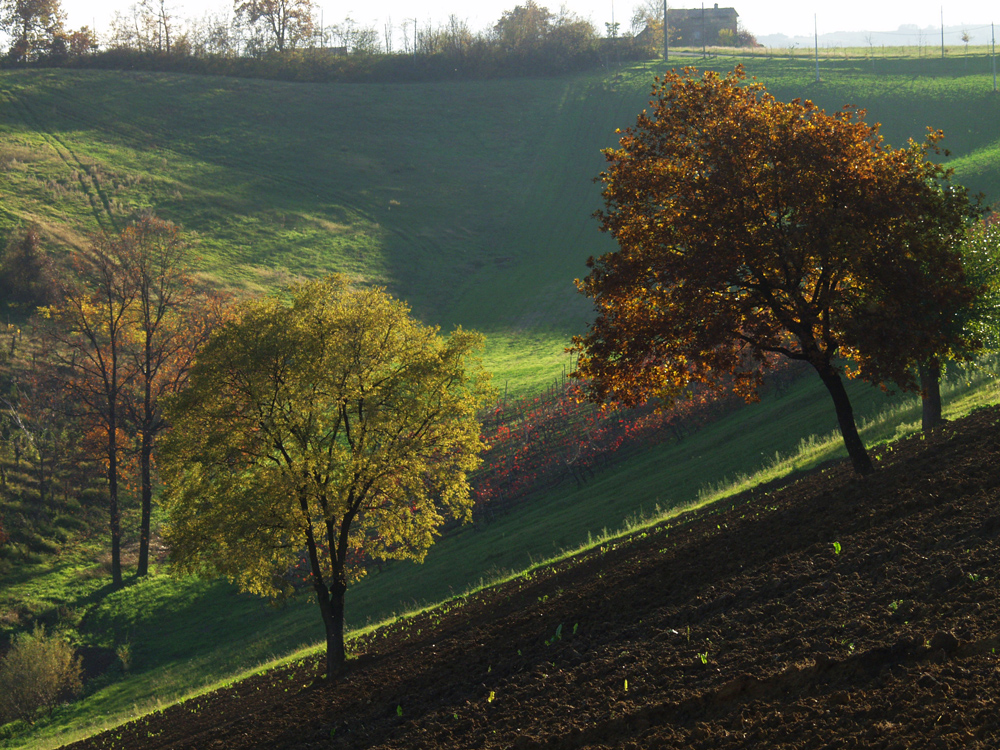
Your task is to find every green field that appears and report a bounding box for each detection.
[4,54,1000,748]
[2,55,999,391]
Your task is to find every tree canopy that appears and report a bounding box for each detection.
[234,0,314,52]
[919,215,1000,429]
[1,0,64,63]
[160,276,493,677]
[573,66,977,475]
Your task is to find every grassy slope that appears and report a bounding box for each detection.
[5,54,1000,747]
[2,55,998,392]
[0,70,620,393]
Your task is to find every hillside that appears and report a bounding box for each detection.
[61,404,1000,750]
[1,57,1000,391]
[5,55,1000,749]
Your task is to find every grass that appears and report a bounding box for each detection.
[3,57,1000,392]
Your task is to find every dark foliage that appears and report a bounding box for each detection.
[0,226,55,310]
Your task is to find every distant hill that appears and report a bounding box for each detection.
[759,23,991,50]
[0,57,998,393]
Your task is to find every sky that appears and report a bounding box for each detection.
[60,0,1000,44]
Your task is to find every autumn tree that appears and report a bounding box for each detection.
[160,276,493,678]
[119,217,223,577]
[574,67,976,475]
[59,25,97,58]
[493,1,551,52]
[0,0,64,63]
[37,219,215,583]
[43,233,138,587]
[234,0,314,52]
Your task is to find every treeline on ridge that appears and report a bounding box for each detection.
[0,0,758,82]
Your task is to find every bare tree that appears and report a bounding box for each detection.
[382,16,393,54]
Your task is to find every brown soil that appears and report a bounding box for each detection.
[65,406,1000,750]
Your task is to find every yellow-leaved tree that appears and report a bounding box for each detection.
[160,276,494,678]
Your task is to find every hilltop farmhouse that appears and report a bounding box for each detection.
[666,4,739,46]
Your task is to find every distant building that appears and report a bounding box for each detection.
[667,5,739,46]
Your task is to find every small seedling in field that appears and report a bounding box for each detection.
[487,691,496,703]
[544,623,564,646]
[572,623,579,635]
[624,678,629,692]
[396,705,403,717]
[832,541,842,555]
[698,652,709,664]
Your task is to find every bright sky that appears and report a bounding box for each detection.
[61,0,1000,43]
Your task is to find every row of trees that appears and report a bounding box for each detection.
[574,66,1000,475]
[1,217,224,584]
[0,0,700,76]
[101,0,619,77]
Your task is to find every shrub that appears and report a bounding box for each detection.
[0,226,55,309]
[0,625,83,724]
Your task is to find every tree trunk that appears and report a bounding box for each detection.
[137,373,154,577]
[814,362,874,475]
[918,358,943,431]
[137,429,153,577]
[108,403,123,588]
[315,576,348,680]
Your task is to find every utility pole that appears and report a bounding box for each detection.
[814,14,820,83]
[612,0,620,70]
[701,2,706,58]
[663,0,669,61]
[941,7,945,59]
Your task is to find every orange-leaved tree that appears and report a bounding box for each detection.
[573,66,977,475]
[42,217,222,584]
[120,217,226,577]
[43,232,138,586]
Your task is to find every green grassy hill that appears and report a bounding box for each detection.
[2,55,999,392]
